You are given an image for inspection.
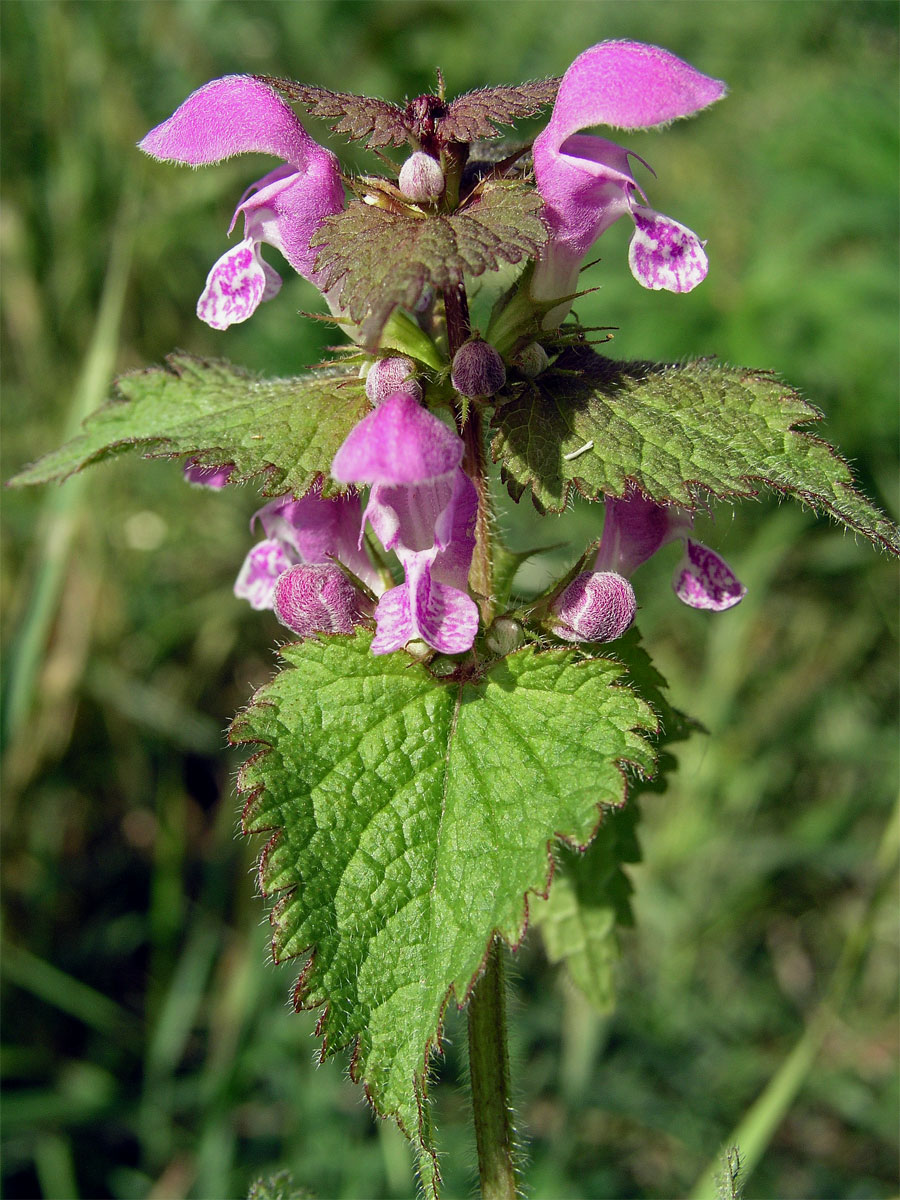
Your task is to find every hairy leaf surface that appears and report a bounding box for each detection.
[492,348,899,551]
[9,355,369,499]
[259,76,559,149]
[231,632,657,1191]
[312,183,547,342]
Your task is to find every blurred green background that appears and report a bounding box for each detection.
[1,2,897,1198]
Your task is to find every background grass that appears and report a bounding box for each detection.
[1,2,897,1198]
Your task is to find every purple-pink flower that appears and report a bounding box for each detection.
[234,485,378,614]
[532,41,726,320]
[551,488,744,641]
[595,487,745,611]
[140,76,345,330]
[332,393,479,655]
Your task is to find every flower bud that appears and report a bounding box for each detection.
[551,570,636,643]
[364,356,422,406]
[485,617,525,657]
[398,151,445,203]
[451,339,506,399]
[513,342,550,379]
[184,458,234,488]
[673,539,746,611]
[273,563,372,637]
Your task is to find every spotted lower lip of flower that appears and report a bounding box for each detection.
[233,485,378,612]
[674,538,746,611]
[531,40,726,319]
[140,75,345,329]
[332,392,480,655]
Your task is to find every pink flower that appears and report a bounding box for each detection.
[234,485,378,613]
[140,76,345,329]
[596,487,746,612]
[332,393,479,655]
[532,41,726,321]
[552,488,744,641]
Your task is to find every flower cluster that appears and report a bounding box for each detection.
[143,41,742,658]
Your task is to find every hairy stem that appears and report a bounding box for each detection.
[468,941,518,1199]
[443,284,495,616]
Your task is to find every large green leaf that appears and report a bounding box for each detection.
[8,355,369,499]
[491,348,900,551]
[231,632,657,1194]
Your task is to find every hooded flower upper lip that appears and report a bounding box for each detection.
[532,40,726,314]
[139,75,345,330]
[332,393,479,655]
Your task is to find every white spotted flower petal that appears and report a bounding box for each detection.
[140,76,345,329]
[532,40,726,319]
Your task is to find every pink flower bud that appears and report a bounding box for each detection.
[451,339,506,399]
[551,570,637,643]
[398,151,445,202]
[364,356,422,406]
[273,563,372,637]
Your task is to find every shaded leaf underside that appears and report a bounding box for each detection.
[231,633,657,1192]
[9,355,369,499]
[491,348,899,552]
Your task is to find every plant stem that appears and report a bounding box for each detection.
[467,940,517,1200]
[443,284,495,615]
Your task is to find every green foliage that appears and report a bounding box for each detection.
[9,355,369,499]
[247,1170,314,1200]
[492,348,900,551]
[312,182,547,342]
[530,806,640,1013]
[231,631,657,1188]
[263,75,559,147]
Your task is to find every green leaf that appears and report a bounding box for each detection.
[441,79,560,141]
[231,632,657,1193]
[258,77,410,148]
[530,805,640,1013]
[259,76,559,150]
[491,348,900,552]
[532,631,696,1011]
[312,182,547,344]
[9,355,369,498]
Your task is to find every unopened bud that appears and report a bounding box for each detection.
[513,342,549,379]
[184,459,234,489]
[451,339,506,399]
[551,571,636,643]
[485,617,525,657]
[273,564,372,637]
[673,539,746,612]
[398,152,445,203]
[364,356,422,406]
